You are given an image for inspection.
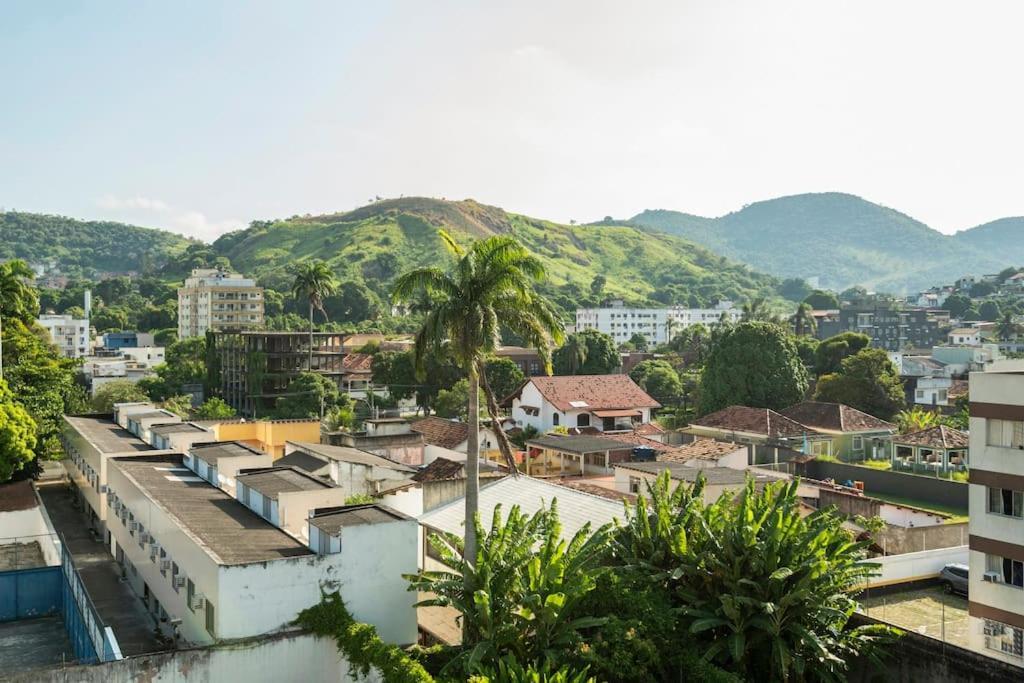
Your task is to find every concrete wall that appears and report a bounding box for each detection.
[874,522,968,556]
[819,489,880,519]
[278,488,348,541]
[0,496,61,566]
[329,460,413,497]
[5,630,384,683]
[803,460,968,510]
[212,420,321,459]
[864,545,968,588]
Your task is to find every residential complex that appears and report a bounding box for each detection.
[37,312,91,358]
[177,268,264,339]
[816,305,942,351]
[967,369,1024,664]
[575,300,740,347]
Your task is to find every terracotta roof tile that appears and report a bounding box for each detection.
[660,439,746,463]
[690,406,808,439]
[552,478,636,503]
[342,353,374,373]
[410,416,469,450]
[412,457,466,482]
[513,375,660,412]
[892,425,968,449]
[634,422,665,436]
[780,402,895,433]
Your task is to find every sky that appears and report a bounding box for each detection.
[3,1,1024,241]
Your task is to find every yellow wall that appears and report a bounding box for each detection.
[211,420,321,459]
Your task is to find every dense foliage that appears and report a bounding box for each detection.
[629,359,683,405]
[92,380,150,413]
[0,379,39,482]
[551,329,619,375]
[814,349,905,420]
[814,332,870,376]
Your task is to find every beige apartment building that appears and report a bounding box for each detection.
[968,368,1024,666]
[177,268,264,338]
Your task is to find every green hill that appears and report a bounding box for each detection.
[213,198,788,315]
[0,211,193,277]
[623,193,1014,293]
[952,217,1024,264]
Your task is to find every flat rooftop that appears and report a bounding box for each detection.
[308,504,410,535]
[190,440,267,461]
[237,467,335,500]
[288,442,416,472]
[65,415,153,454]
[127,410,178,421]
[526,434,638,454]
[111,454,311,565]
[150,422,209,436]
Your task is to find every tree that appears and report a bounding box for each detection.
[698,322,809,415]
[790,302,816,337]
[814,331,870,376]
[194,397,236,420]
[979,300,1001,322]
[0,259,40,323]
[136,336,208,400]
[324,280,379,323]
[803,289,839,310]
[91,306,129,332]
[324,403,355,432]
[0,379,38,482]
[371,349,462,413]
[589,274,606,298]
[941,293,972,318]
[626,332,649,352]
[161,395,194,418]
[740,297,771,322]
[290,260,339,367]
[793,335,819,372]
[274,372,345,419]
[392,231,563,587]
[553,329,619,375]
[666,324,710,367]
[629,360,682,405]
[779,277,812,302]
[997,312,1019,341]
[406,502,611,676]
[814,348,905,420]
[484,357,525,401]
[92,380,150,413]
[434,379,471,419]
[895,407,940,433]
[970,281,996,298]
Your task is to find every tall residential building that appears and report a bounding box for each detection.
[177,268,264,339]
[37,313,91,358]
[575,300,740,347]
[815,305,942,351]
[967,368,1024,665]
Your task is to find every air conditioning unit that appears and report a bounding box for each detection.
[150,540,161,552]
[983,571,1002,583]
[139,532,151,544]
[190,593,206,610]
[99,485,109,494]
[160,559,172,571]
[174,575,186,588]
[129,521,138,532]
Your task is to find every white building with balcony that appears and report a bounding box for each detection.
[575,300,740,347]
[37,313,91,358]
[177,268,264,339]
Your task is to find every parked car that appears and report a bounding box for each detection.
[939,563,969,596]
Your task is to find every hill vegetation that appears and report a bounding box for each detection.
[620,192,1022,293]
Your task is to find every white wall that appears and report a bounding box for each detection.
[879,504,946,528]
[866,545,968,588]
[0,503,61,566]
[329,460,414,497]
[379,486,423,518]
[277,488,348,540]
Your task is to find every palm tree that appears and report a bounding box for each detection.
[561,333,588,375]
[0,259,38,379]
[741,296,774,322]
[997,312,1019,341]
[895,406,940,433]
[790,302,816,337]
[392,231,563,571]
[290,261,339,368]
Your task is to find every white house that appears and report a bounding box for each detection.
[948,328,982,346]
[914,377,968,408]
[505,374,660,434]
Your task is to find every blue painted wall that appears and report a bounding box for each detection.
[0,566,61,621]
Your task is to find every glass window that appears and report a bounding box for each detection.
[553,413,560,426]
[187,579,196,612]
[577,413,590,428]
[205,600,216,636]
[988,487,1024,518]
[852,436,864,452]
[987,419,1024,448]
[984,619,1024,658]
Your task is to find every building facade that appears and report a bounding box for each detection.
[816,306,942,351]
[177,268,264,339]
[575,300,740,347]
[967,369,1024,665]
[37,313,91,358]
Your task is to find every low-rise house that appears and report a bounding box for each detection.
[914,377,968,408]
[410,456,507,513]
[184,441,274,495]
[234,466,348,541]
[126,410,180,443]
[613,460,764,503]
[683,406,822,466]
[780,401,895,461]
[340,353,374,397]
[276,441,417,495]
[197,417,322,459]
[659,439,748,469]
[524,433,642,476]
[409,415,514,461]
[495,345,544,376]
[506,374,660,434]
[891,425,969,474]
[149,422,216,451]
[949,328,982,346]
[325,417,425,465]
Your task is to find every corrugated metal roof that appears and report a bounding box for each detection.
[417,476,622,541]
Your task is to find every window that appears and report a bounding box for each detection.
[988,487,1024,518]
[171,563,180,592]
[852,436,864,452]
[628,476,641,494]
[577,413,590,428]
[552,413,560,426]
[187,579,196,612]
[987,419,1024,448]
[984,619,1024,658]
[205,600,216,637]
[987,554,1024,588]
[262,496,272,520]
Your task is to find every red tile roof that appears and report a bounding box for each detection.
[551,478,636,502]
[660,439,746,463]
[342,353,374,374]
[780,402,895,433]
[410,416,469,449]
[634,422,665,436]
[690,406,807,439]
[892,425,968,450]
[515,375,660,412]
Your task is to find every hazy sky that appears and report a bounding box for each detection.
[3,1,1023,241]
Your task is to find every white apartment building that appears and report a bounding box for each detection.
[967,369,1024,666]
[105,452,418,646]
[37,313,91,358]
[177,268,264,339]
[575,300,740,346]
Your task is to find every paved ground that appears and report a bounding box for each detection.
[0,616,75,670]
[37,482,164,656]
[0,541,46,571]
[860,586,969,647]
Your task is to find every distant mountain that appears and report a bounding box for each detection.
[0,211,192,277]
[622,193,1018,293]
[213,197,788,314]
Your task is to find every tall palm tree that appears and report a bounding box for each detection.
[290,260,339,368]
[997,312,1019,341]
[790,302,816,337]
[0,259,38,379]
[562,333,588,375]
[741,297,770,322]
[392,231,563,572]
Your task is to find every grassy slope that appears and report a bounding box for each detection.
[214,197,784,308]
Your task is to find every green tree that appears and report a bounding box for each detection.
[740,297,771,322]
[589,273,606,298]
[290,260,340,367]
[793,335,819,372]
[814,331,870,376]
[372,349,462,413]
[941,293,972,318]
[324,403,355,432]
[392,231,563,579]
[91,306,129,332]
[0,259,40,323]
[553,329,619,375]
[92,380,150,413]
[0,379,38,482]
[997,312,1019,341]
[779,277,812,302]
[161,395,194,418]
[407,502,611,676]
[698,322,809,415]
[895,406,940,433]
[434,379,471,419]
[969,281,996,298]
[790,302,816,337]
[194,397,236,420]
[666,324,710,367]
[274,371,344,419]
[137,336,208,400]
[814,348,905,420]
[803,289,839,309]
[626,332,649,352]
[484,357,525,401]
[630,360,682,405]
[979,300,1001,322]
[324,280,379,323]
